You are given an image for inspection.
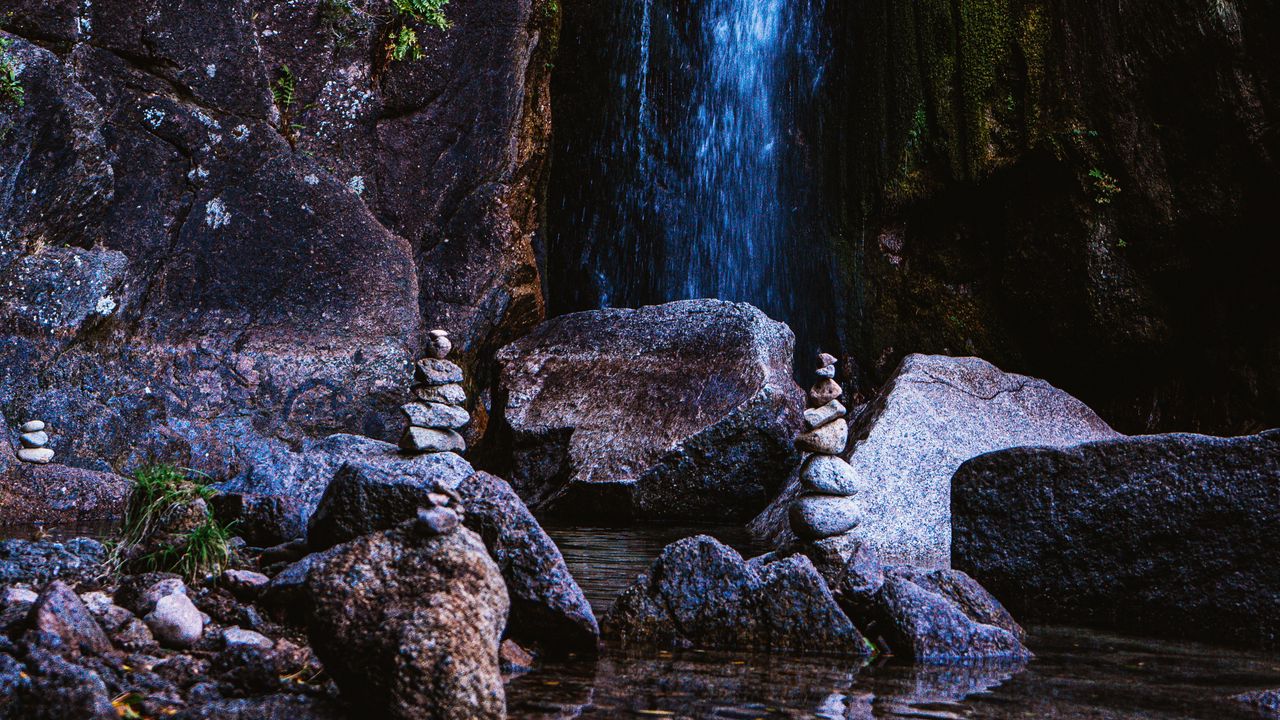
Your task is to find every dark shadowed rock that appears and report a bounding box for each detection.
[172,694,346,720]
[494,300,804,521]
[953,430,1280,650]
[459,471,599,654]
[21,647,115,720]
[307,522,508,719]
[26,581,113,657]
[0,538,105,587]
[1235,689,1280,717]
[753,354,1120,566]
[305,453,473,550]
[603,535,873,656]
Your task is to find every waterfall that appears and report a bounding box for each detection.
[550,0,835,355]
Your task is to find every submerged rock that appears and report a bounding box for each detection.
[753,354,1119,566]
[603,535,873,656]
[953,429,1280,650]
[494,299,804,521]
[307,522,508,720]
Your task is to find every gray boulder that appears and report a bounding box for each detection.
[144,592,204,649]
[752,354,1119,566]
[459,471,599,654]
[602,535,873,656]
[307,521,508,720]
[306,455,472,550]
[953,430,1280,650]
[494,300,804,521]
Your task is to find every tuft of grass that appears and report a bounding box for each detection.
[0,36,23,109]
[109,464,233,583]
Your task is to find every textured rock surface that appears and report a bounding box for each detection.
[27,581,113,657]
[0,538,106,586]
[492,300,804,521]
[0,424,131,524]
[0,0,557,482]
[603,535,873,656]
[753,354,1119,566]
[459,471,598,653]
[307,522,508,719]
[953,430,1280,650]
[831,1,1280,434]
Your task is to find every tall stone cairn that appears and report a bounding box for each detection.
[400,330,470,456]
[789,353,863,541]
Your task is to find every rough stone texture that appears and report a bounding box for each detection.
[459,471,598,654]
[21,647,116,720]
[27,581,113,657]
[790,494,862,541]
[492,300,805,521]
[0,0,557,483]
[172,695,347,720]
[603,535,873,656]
[306,454,474,550]
[953,430,1280,650]
[1235,689,1280,717]
[307,523,509,720]
[872,568,1030,663]
[832,0,1280,434]
[752,354,1119,566]
[0,423,131,524]
[144,592,204,649]
[216,433,474,536]
[0,538,106,586]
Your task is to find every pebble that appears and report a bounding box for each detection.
[415,358,464,386]
[400,426,466,455]
[816,365,836,379]
[16,448,54,464]
[144,592,204,649]
[19,431,48,448]
[800,454,862,495]
[20,420,45,433]
[402,401,470,430]
[795,418,849,455]
[428,334,453,360]
[790,493,862,540]
[808,379,842,407]
[415,383,467,406]
[222,569,270,598]
[223,626,273,650]
[818,353,838,367]
[4,587,38,605]
[415,505,460,536]
[803,399,847,431]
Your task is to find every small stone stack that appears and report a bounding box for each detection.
[400,330,469,456]
[789,353,863,541]
[16,419,54,464]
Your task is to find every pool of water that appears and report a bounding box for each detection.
[533,525,1280,720]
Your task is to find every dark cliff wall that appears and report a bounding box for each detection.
[0,0,557,475]
[830,0,1280,433]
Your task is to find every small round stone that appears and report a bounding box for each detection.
[790,494,862,540]
[17,448,54,464]
[20,431,48,448]
[223,627,273,650]
[144,593,203,649]
[415,383,467,406]
[799,454,862,495]
[20,420,45,433]
[808,379,842,407]
[803,400,847,431]
[796,418,848,455]
[816,365,836,379]
[415,506,460,536]
[428,335,453,360]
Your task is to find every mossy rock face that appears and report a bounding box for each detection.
[831,0,1280,433]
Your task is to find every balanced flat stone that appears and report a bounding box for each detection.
[803,400,846,431]
[415,383,467,406]
[818,353,837,367]
[20,420,45,433]
[796,418,848,455]
[400,427,466,454]
[808,379,841,407]
[816,365,836,379]
[17,448,55,464]
[20,431,49,448]
[799,454,861,495]
[402,402,470,430]
[790,494,861,540]
[415,359,464,386]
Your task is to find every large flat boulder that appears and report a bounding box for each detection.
[953,430,1280,650]
[493,300,804,521]
[751,354,1119,566]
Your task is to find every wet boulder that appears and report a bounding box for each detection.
[494,300,804,521]
[953,430,1280,650]
[306,519,509,719]
[459,471,599,654]
[603,535,873,656]
[752,354,1119,566]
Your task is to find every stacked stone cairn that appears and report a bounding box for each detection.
[789,353,863,541]
[399,329,470,455]
[16,419,54,464]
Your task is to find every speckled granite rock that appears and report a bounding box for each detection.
[753,354,1120,566]
[954,430,1280,650]
[494,300,804,522]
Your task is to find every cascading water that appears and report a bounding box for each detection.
[549,0,836,357]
